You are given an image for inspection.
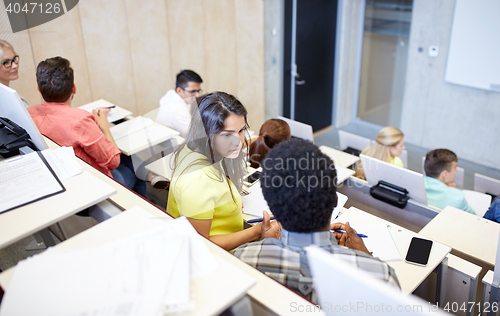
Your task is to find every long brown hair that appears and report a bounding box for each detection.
[248,119,291,168]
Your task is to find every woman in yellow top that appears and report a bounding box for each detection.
[167,92,281,251]
[354,126,405,180]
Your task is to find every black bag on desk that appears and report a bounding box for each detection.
[370,180,410,209]
[0,117,38,158]
[343,146,361,157]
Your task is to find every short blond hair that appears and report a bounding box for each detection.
[0,40,15,59]
[354,126,404,179]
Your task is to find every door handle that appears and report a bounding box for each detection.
[295,79,306,85]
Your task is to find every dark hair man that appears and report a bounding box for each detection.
[424,149,475,214]
[156,69,203,138]
[233,138,399,301]
[29,57,145,195]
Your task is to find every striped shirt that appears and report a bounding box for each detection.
[233,229,400,302]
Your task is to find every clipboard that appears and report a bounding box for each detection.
[0,151,66,214]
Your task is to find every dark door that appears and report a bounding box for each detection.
[283,0,338,132]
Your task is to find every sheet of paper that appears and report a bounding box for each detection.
[0,220,194,316]
[0,152,64,214]
[42,147,83,180]
[79,99,132,123]
[339,223,402,262]
[331,192,348,223]
[241,181,272,217]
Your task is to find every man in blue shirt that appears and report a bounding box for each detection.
[424,149,475,214]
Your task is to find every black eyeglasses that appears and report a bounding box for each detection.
[182,87,202,95]
[1,55,19,68]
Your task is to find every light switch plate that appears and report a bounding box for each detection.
[429,46,439,57]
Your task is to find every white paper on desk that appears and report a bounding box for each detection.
[166,216,220,279]
[79,99,132,123]
[331,192,348,223]
[0,152,64,214]
[42,147,82,180]
[0,226,192,316]
[110,116,155,140]
[241,181,272,217]
[348,224,402,262]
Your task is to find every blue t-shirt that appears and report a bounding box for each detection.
[484,197,500,223]
[424,176,476,215]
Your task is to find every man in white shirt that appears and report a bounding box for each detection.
[156,70,203,138]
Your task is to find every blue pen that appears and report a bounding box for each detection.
[332,229,368,238]
[247,217,275,224]
[107,105,116,109]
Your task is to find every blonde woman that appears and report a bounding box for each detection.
[0,39,29,108]
[354,126,405,180]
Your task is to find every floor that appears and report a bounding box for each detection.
[314,121,500,191]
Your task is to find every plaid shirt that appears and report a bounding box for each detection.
[233,229,400,302]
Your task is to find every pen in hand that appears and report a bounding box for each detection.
[247,217,275,224]
[332,229,368,238]
[107,105,116,109]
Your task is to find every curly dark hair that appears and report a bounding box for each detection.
[260,138,338,232]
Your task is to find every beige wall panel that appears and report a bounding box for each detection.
[165,0,205,80]
[235,0,265,130]
[125,0,172,115]
[202,0,237,95]
[78,0,137,114]
[0,11,40,105]
[28,6,92,107]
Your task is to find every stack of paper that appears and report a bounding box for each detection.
[0,151,65,214]
[241,181,272,217]
[79,99,132,123]
[0,215,219,316]
[42,147,83,180]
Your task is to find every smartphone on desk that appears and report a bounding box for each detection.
[244,170,261,187]
[405,237,433,266]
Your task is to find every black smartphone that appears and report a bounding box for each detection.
[245,171,261,185]
[405,237,433,266]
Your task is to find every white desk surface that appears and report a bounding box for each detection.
[44,137,159,212]
[419,205,499,266]
[319,145,360,168]
[111,118,180,156]
[0,170,116,249]
[337,207,451,294]
[145,152,175,180]
[4,137,323,316]
[0,207,255,316]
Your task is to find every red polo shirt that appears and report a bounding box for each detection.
[28,101,121,177]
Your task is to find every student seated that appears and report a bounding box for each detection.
[484,197,500,223]
[354,126,405,180]
[233,138,400,301]
[424,149,475,214]
[156,69,203,138]
[0,39,29,108]
[166,92,281,251]
[248,118,291,168]
[28,57,145,195]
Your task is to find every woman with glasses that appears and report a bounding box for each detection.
[167,92,281,251]
[0,40,29,108]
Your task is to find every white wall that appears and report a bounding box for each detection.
[400,0,500,169]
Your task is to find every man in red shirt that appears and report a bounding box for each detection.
[28,57,144,195]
